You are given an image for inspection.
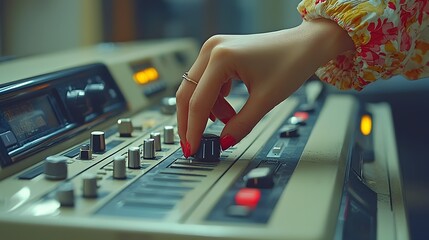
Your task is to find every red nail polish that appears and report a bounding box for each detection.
[184,141,191,158]
[220,134,236,151]
[220,117,231,124]
[180,140,185,157]
[209,113,216,122]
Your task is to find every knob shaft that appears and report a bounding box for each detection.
[79,144,92,160]
[193,133,220,162]
[44,156,68,180]
[91,131,106,153]
[82,173,98,198]
[117,118,133,137]
[56,182,75,207]
[163,126,175,144]
[150,132,162,151]
[128,147,141,169]
[143,139,155,159]
[113,155,127,179]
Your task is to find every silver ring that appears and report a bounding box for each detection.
[182,72,198,85]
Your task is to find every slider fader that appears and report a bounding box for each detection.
[0,39,409,240]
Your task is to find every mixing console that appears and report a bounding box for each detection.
[0,39,408,240]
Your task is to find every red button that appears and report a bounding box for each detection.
[235,188,261,208]
[294,111,309,121]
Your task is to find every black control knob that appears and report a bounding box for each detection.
[193,133,220,162]
[66,89,89,123]
[90,131,106,153]
[85,83,107,113]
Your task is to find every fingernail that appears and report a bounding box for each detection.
[220,134,236,151]
[220,117,231,124]
[184,141,191,158]
[209,113,216,122]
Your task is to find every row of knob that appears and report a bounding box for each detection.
[45,124,176,181]
[81,120,175,159]
[45,121,178,206]
[47,118,222,206]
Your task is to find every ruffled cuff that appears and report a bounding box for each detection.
[298,0,429,90]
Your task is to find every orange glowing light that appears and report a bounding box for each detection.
[133,67,159,85]
[360,114,372,136]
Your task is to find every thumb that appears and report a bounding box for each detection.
[219,93,273,150]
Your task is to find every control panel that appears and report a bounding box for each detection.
[0,39,408,240]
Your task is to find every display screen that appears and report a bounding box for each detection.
[2,95,60,143]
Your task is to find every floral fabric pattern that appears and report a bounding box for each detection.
[298,0,429,90]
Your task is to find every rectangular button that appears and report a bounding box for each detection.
[0,131,17,148]
[235,188,261,208]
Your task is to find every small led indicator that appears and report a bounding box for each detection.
[360,114,372,136]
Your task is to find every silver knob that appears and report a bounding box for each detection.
[163,126,175,144]
[128,147,141,169]
[79,144,92,160]
[150,132,162,151]
[56,182,75,207]
[90,131,105,153]
[113,155,127,179]
[44,156,68,180]
[161,97,176,115]
[143,139,155,159]
[117,118,133,137]
[82,173,98,198]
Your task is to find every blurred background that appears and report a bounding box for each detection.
[0,0,301,58]
[0,0,428,239]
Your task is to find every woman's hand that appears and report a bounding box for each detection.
[176,19,354,157]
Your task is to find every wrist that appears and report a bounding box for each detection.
[293,19,355,67]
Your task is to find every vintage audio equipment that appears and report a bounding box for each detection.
[0,39,408,240]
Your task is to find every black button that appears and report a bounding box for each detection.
[244,167,274,188]
[279,124,299,138]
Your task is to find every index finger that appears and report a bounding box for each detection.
[186,65,226,155]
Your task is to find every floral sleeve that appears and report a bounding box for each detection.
[298,0,429,90]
